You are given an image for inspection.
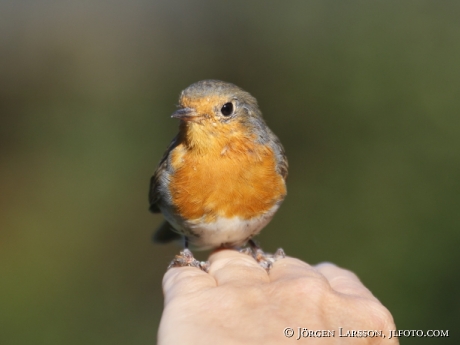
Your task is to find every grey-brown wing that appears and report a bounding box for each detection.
[149,136,179,213]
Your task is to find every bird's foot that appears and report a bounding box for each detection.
[168,248,210,272]
[240,245,286,271]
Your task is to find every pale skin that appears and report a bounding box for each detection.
[158,250,399,345]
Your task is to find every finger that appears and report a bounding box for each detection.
[314,262,376,300]
[208,249,270,285]
[269,257,325,283]
[162,267,215,304]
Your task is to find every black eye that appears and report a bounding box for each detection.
[220,102,233,116]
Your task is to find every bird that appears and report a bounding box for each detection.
[149,80,288,271]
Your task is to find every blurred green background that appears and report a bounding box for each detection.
[1,1,459,344]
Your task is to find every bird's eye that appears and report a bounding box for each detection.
[220,102,234,116]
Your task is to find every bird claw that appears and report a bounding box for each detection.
[168,246,285,273]
[240,246,286,271]
[168,248,210,272]
[239,247,253,256]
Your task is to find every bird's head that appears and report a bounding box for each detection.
[172,80,268,152]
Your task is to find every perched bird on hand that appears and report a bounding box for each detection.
[149,80,288,271]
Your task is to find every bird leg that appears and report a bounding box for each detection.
[240,239,286,271]
[167,238,210,272]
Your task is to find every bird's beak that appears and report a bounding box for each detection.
[171,107,199,121]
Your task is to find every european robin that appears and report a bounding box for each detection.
[149,80,288,271]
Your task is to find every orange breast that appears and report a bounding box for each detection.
[169,137,286,222]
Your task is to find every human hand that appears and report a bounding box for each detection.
[158,249,398,345]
